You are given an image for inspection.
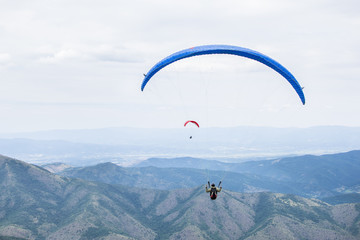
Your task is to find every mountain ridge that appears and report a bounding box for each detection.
[57,150,360,199]
[1,155,360,239]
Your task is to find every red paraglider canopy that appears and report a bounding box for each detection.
[184,120,200,128]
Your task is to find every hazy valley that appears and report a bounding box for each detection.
[1,126,360,166]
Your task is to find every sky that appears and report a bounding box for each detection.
[0,0,359,132]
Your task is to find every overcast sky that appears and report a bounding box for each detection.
[0,0,359,132]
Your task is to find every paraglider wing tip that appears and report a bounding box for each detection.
[300,86,305,105]
[301,98,305,105]
[141,74,147,91]
[141,82,146,91]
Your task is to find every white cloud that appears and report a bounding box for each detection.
[38,49,85,63]
[0,53,11,64]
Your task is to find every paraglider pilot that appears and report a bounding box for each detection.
[206,181,222,200]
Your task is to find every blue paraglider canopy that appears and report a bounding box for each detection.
[141,45,305,105]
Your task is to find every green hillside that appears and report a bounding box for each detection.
[1,155,360,240]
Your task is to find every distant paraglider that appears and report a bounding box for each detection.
[141,44,305,105]
[184,120,200,128]
[184,120,199,139]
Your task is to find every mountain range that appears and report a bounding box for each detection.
[1,154,360,239]
[55,150,360,199]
